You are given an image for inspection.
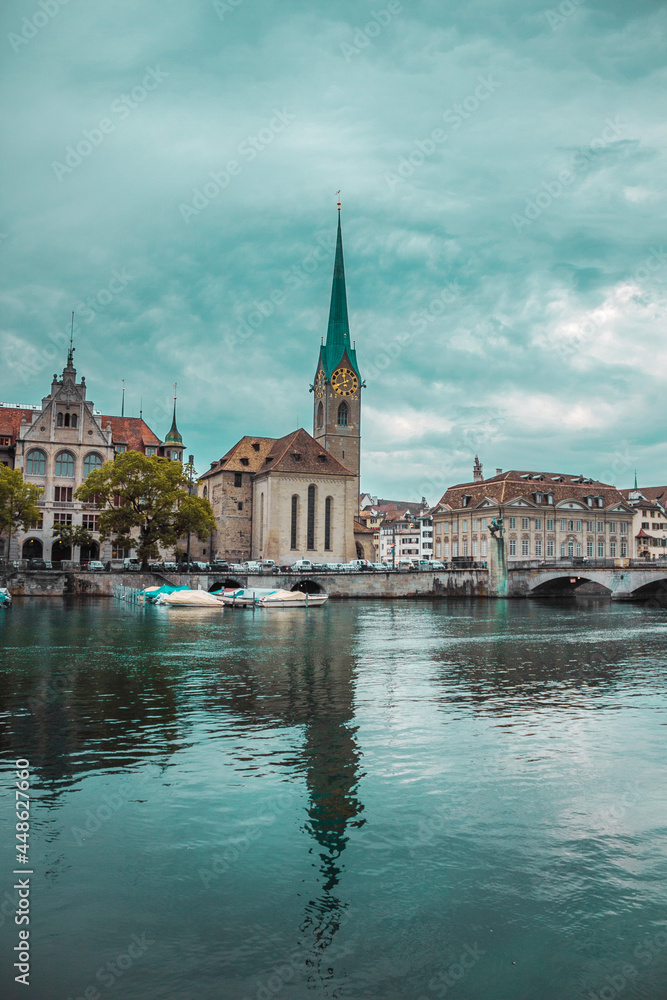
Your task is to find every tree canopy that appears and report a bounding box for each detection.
[0,465,43,560]
[75,451,215,568]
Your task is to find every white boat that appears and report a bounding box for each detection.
[218,587,279,607]
[161,590,222,608]
[0,587,12,608]
[257,589,328,608]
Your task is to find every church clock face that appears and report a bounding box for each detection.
[314,370,326,398]
[331,367,359,397]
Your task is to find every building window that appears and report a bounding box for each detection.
[55,451,75,477]
[547,519,554,531]
[234,473,242,487]
[337,402,348,427]
[83,452,103,477]
[535,518,542,530]
[57,412,63,427]
[620,522,628,535]
[621,541,627,557]
[535,538,542,557]
[587,540,593,557]
[462,540,468,556]
[317,402,324,427]
[561,542,566,556]
[568,540,574,557]
[26,449,46,476]
[203,486,208,498]
[237,502,243,511]
[146,447,156,456]
[445,541,450,557]
[521,539,529,556]
[576,520,581,532]
[610,541,617,557]
[452,542,458,557]
[290,495,299,550]
[307,485,316,550]
[547,540,554,557]
[116,445,126,453]
[472,539,478,556]
[481,518,487,530]
[567,520,574,531]
[508,517,516,529]
[54,486,73,502]
[481,539,487,557]
[609,521,617,533]
[598,540,605,557]
[71,413,78,428]
[586,520,594,532]
[82,514,99,531]
[112,545,131,559]
[509,539,516,556]
[522,517,529,530]
[560,519,566,531]
[53,512,72,525]
[324,496,332,550]
[597,522,604,533]
[259,493,264,549]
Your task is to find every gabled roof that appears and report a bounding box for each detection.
[199,436,276,479]
[620,486,667,506]
[102,416,161,451]
[260,428,355,477]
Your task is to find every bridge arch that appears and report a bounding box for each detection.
[291,579,325,594]
[527,573,611,597]
[208,577,244,592]
[627,577,667,603]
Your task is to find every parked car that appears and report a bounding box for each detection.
[258,560,277,572]
[189,560,209,571]
[416,560,432,570]
[123,558,141,572]
[27,558,47,570]
[162,561,178,572]
[228,563,246,573]
[346,559,374,571]
[243,561,262,573]
[290,559,313,571]
[396,559,415,571]
[105,559,125,571]
[86,560,105,572]
[429,561,446,570]
[372,562,389,571]
[324,562,342,571]
[208,561,230,572]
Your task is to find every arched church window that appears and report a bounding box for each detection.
[55,451,75,477]
[71,413,78,428]
[26,449,46,476]
[290,495,299,550]
[337,402,348,427]
[317,401,324,427]
[307,485,316,550]
[57,412,63,427]
[83,453,103,477]
[64,413,70,427]
[324,496,333,551]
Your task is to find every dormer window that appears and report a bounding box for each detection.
[251,442,260,451]
[240,457,249,466]
[292,452,302,461]
[546,493,554,504]
[318,454,327,463]
[597,497,603,508]
[265,457,273,464]
[461,494,472,507]
[534,492,542,503]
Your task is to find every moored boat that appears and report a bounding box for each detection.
[161,590,223,608]
[0,587,12,608]
[218,587,279,607]
[257,589,328,608]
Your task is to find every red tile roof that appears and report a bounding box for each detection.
[258,429,354,477]
[436,470,629,512]
[199,436,277,479]
[0,408,39,439]
[101,416,162,451]
[620,486,667,506]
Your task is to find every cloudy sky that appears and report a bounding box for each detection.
[1,0,666,501]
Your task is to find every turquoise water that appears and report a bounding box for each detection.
[1,596,667,1000]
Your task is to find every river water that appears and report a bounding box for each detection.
[0,596,666,1000]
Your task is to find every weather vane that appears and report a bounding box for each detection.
[336,189,341,209]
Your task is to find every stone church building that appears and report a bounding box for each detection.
[200,208,366,565]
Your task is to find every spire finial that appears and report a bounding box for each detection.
[121,379,125,417]
[67,311,75,367]
[634,469,638,489]
[336,189,341,211]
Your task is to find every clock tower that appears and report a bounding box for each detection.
[311,207,364,498]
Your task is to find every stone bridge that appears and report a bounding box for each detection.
[506,561,667,600]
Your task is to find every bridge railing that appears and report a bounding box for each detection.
[509,558,667,570]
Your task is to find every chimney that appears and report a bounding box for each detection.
[473,456,483,482]
[496,468,502,476]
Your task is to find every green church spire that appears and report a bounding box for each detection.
[325,208,350,349]
[164,384,183,445]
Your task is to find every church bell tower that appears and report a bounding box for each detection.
[311,206,364,496]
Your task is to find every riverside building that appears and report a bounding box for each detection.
[0,347,184,564]
[432,468,635,563]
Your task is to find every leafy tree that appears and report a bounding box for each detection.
[0,465,43,563]
[75,451,215,569]
[52,524,95,549]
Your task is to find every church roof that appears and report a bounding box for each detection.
[259,428,355,477]
[164,401,183,445]
[200,436,277,478]
[317,211,362,381]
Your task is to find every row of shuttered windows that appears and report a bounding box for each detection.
[290,487,334,550]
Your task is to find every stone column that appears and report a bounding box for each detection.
[487,529,507,597]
